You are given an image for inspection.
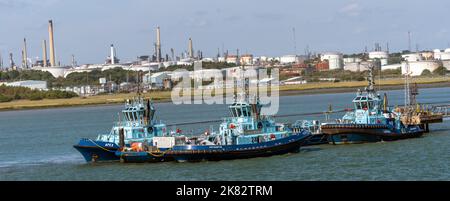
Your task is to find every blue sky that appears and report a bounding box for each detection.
[0,0,449,65]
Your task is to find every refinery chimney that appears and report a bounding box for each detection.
[110,44,116,64]
[156,26,161,62]
[48,20,56,67]
[9,53,14,68]
[42,40,48,67]
[188,38,194,59]
[23,38,28,68]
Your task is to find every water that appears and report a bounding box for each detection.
[0,87,449,180]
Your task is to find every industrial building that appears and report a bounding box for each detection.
[143,72,171,89]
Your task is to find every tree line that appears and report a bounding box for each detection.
[0,85,78,102]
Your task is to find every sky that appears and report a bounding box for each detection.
[0,0,449,65]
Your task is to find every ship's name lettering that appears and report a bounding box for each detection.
[104,143,115,147]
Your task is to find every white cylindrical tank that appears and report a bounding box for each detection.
[280,55,298,64]
[441,52,450,60]
[343,57,355,64]
[382,64,401,71]
[369,51,388,59]
[321,52,343,70]
[401,61,440,76]
[402,53,422,62]
[343,62,359,72]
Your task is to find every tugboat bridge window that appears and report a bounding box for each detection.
[354,96,375,110]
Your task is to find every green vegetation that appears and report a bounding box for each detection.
[54,68,142,88]
[0,85,78,102]
[433,66,448,76]
[0,68,144,88]
[0,70,55,83]
[421,69,432,76]
[162,62,236,72]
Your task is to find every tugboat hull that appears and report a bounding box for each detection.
[73,139,119,162]
[303,134,329,146]
[117,132,312,163]
[322,124,424,145]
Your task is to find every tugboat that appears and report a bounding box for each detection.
[321,65,425,144]
[116,67,312,163]
[117,95,312,162]
[73,97,168,162]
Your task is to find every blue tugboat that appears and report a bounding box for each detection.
[117,66,312,163]
[73,97,167,162]
[117,95,312,163]
[321,66,425,144]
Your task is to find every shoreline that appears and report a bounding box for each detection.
[0,79,449,112]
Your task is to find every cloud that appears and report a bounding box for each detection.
[339,2,362,17]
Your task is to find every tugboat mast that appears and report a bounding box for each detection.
[404,61,411,109]
[366,64,375,93]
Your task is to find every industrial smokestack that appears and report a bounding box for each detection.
[170,48,175,61]
[42,40,48,67]
[110,44,116,64]
[9,52,14,68]
[21,50,25,68]
[23,38,28,68]
[156,26,161,62]
[188,38,193,59]
[48,20,56,67]
[72,54,76,67]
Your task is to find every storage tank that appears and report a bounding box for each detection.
[320,52,343,70]
[402,53,422,62]
[440,52,450,60]
[343,57,355,64]
[401,61,440,76]
[369,51,389,66]
[280,55,298,64]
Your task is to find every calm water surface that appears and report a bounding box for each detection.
[0,87,449,180]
